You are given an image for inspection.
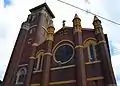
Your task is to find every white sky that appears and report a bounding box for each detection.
[0,0,120,85]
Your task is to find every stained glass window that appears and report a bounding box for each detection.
[55,44,74,64]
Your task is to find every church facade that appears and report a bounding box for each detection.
[3,3,117,86]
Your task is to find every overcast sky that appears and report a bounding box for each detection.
[0,0,120,85]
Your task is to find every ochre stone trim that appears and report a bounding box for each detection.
[44,52,52,56]
[36,52,44,58]
[75,38,97,48]
[31,84,40,86]
[107,84,117,86]
[18,64,28,67]
[36,50,45,56]
[31,80,76,86]
[83,38,97,61]
[32,43,39,47]
[35,51,44,71]
[33,65,75,73]
[83,37,97,46]
[85,60,101,65]
[51,65,75,70]
[50,80,76,85]
[87,76,104,81]
[46,26,55,41]
[33,70,42,73]
[97,40,106,45]
[75,44,84,49]
[29,56,36,59]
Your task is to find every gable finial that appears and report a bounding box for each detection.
[74,14,79,18]
[93,15,99,21]
[62,20,66,28]
[72,14,82,33]
[93,15,101,25]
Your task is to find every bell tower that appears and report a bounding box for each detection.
[3,3,55,86]
[27,3,55,45]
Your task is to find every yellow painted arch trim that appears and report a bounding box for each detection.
[36,50,45,57]
[83,37,97,45]
[83,37,97,47]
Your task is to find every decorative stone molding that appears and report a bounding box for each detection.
[73,14,82,33]
[32,43,39,47]
[18,64,28,67]
[22,22,30,30]
[46,20,55,41]
[107,84,117,86]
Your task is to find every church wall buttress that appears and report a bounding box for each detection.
[82,29,107,86]
[3,22,29,86]
[93,16,116,86]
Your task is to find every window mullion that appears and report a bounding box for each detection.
[40,55,44,71]
[87,46,91,62]
[36,57,41,71]
[93,45,97,60]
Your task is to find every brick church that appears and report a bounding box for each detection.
[3,3,117,86]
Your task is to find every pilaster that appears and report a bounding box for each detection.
[93,16,116,86]
[25,44,38,86]
[73,14,86,86]
[41,20,55,86]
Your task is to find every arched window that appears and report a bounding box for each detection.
[34,51,44,71]
[88,44,96,61]
[16,67,27,85]
[83,38,97,62]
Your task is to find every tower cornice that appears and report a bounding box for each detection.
[29,3,55,18]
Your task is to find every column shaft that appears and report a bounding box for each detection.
[96,33,116,85]
[25,46,36,86]
[74,32,86,86]
[41,41,53,86]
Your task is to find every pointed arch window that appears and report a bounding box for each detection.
[84,38,97,62]
[34,51,44,71]
[88,44,96,61]
[16,67,27,85]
